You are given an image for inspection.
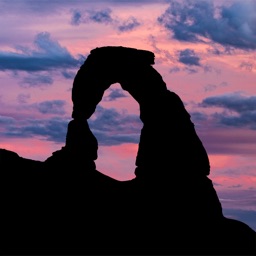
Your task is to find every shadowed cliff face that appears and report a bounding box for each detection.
[1,46,256,255]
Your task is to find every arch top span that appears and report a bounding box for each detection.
[90,46,155,66]
[71,46,167,120]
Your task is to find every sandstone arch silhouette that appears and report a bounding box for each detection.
[69,46,211,179]
[71,46,166,120]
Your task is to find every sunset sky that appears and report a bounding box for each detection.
[0,0,255,231]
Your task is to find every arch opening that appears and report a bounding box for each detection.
[88,83,143,181]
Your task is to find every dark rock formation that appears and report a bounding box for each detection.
[1,46,255,255]
[71,46,155,120]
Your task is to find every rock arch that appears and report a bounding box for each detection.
[71,46,167,120]
[68,46,211,179]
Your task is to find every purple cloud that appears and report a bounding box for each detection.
[89,105,142,145]
[0,104,142,146]
[20,73,53,88]
[104,89,128,101]
[36,100,66,115]
[70,8,141,32]
[201,93,256,113]
[117,17,141,32]
[0,32,84,72]
[17,94,30,104]
[158,0,256,50]
[178,49,201,66]
[71,9,82,25]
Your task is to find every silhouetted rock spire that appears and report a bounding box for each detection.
[135,90,210,178]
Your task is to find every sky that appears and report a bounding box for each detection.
[0,0,255,231]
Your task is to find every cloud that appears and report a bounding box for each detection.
[35,100,66,115]
[15,99,67,115]
[0,115,15,125]
[169,66,204,75]
[0,0,167,13]
[188,94,256,155]
[88,8,113,24]
[149,37,211,73]
[148,35,175,64]
[184,67,198,74]
[218,189,256,206]
[89,106,141,132]
[217,112,256,130]
[71,9,82,25]
[117,17,141,32]
[0,105,142,146]
[212,182,222,187]
[201,93,256,113]
[207,44,237,56]
[204,84,217,92]
[104,88,128,101]
[7,99,67,116]
[169,65,215,75]
[17,94,30,104]
[61,70,76,79]
[20,73,53,88]
[92,130,140,146]
[70,8,112,25]
[228,184,242,188]
[178,49,200,66]
[240,62,254,72]
[199,127,256,155]
[0,32,84,72]
[200,93,256,130]
[169,67,181,73]
[204,82,228,92]
[190,111,208,123]
[70,8,141,32]
[158,0,256,50]
[88,105,142,146]
[1,117,69,143]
